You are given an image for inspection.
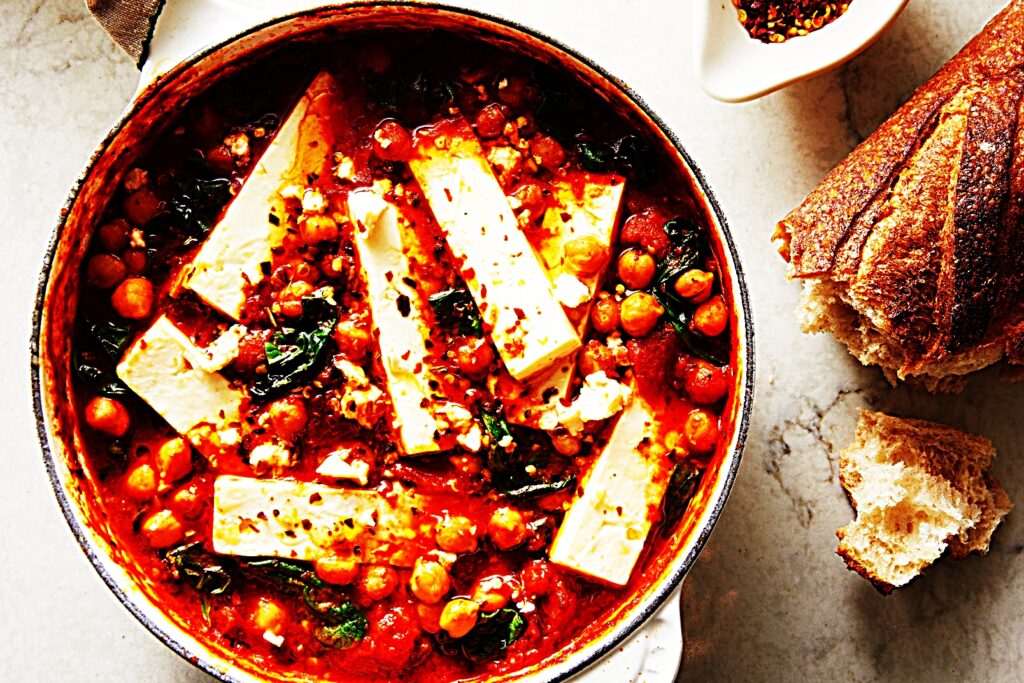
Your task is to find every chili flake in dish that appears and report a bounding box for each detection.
[71,33,738,681]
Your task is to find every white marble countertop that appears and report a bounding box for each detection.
[3,0,1021,680]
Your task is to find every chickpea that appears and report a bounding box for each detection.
[619,292,664,337]
[335,321,371,361]
[372,119,413,162]
[435,515,478,554]
[417,603,444,634]
[472,575,512,611]
[97,219,131,252]
[617,249,656,289]
[692,296,728,337]
[124,463,158,501]
[360,564,398,601]
[252,598,286,634]
[409,558,451,605]
[123,188,162,226]
[495,73,537,109]
[530,135,566,172]
[111,277,154,320]
[315,556,360,586]
[475,103,507,139]
[440,598,480,638]
[206,144,234,174]
[590,295,620,333]
[563,236,608,277]
[578,340,615,378]
[510,182,545,217]
[171,484,203,519]
[456,338,495,377]
[268,397,308,442]
[122,248,147,275]
[488,507,527,550]
[684,408,722,453]
[551,431,581,456]
[299,215,339,244]
[86,254,127,289]
[155,438,192,484]
[278,280,315,318]
[85,396,130,436]
[141,509,184,549]
[674,269,714,301]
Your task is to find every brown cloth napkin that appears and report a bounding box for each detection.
[86,0,165,66]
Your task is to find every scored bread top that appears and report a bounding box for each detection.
[777,0,1024,373]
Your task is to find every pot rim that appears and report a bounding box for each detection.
[30,3,756,681]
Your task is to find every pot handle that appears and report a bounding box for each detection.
[87,0,324,93]
[570,583,683,682]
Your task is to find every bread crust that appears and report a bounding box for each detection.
[777,1,1024,386]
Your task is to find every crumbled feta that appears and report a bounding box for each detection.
[332,359,385,429]
[279,184,303,200]
[248,440,294,473]
[497,434,514,449]
[130,228,147,249]
[552,272,591,309]
[334,154,357,181]
[486,145,523,187]
[317,448,371,485]
[538,371,632,435]
[262,630,284,648]
[198,324,247,372]
[435,403,483,452]
[302,188,327,214]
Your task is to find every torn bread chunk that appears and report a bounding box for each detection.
[183,71,340,320]
[116,315,246,442]
[408,117,580,381]
[347,185,460,455]
[549,395,673,586]
[507,172,625,426]
[836,410,1012,594]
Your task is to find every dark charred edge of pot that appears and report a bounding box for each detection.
[137,0,169,70]
[30,3,755,682]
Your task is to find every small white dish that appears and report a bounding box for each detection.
[694,0,911,103]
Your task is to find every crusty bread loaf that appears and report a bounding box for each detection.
[836,410,1011,594]
[776,0,1024,391]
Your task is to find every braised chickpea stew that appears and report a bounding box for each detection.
[70,30,738,682]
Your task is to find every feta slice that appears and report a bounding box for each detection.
[212,475,380,561]
[183,72,341,320]
[317,447,371,486]
[409,118,580,381]
[116,315,245,435]
[347,187,450,455]
[505,172,624,426]
[549,397,673,587]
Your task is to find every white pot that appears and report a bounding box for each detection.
[32,2,755,681]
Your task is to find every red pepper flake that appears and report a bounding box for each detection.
[733,0,851,43]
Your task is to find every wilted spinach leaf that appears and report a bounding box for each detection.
[369,62,457,125]
[243,557,324,590]
[429,287,482,337]
[308,597,368,649]
[436,608,526,662]
[166,543,235,595]
[85,318,131,360]
[661,461,702,532]
[651,219,729,366]
[482,411,575,500]
[575,135,655,182]
[250,287,338,401]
